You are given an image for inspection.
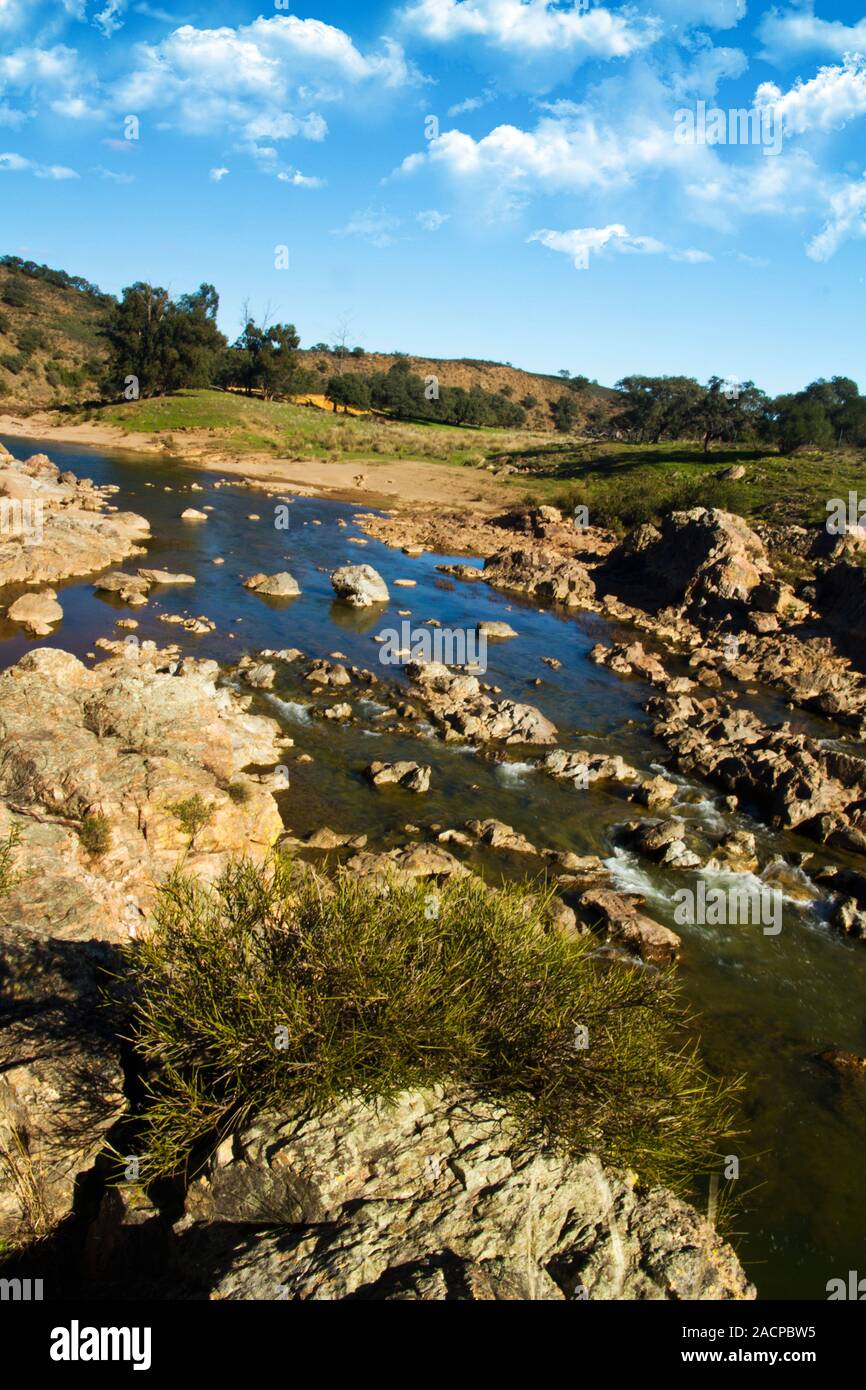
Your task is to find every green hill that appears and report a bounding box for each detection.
[0,256,113,407]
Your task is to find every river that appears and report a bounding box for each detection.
[3,431,866,1300]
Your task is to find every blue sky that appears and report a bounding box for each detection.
[1,0,866,394]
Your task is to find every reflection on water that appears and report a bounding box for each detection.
[3,432,866,1300]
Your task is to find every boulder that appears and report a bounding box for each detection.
[365,761,431,793]
[175,1087,753,1300]
[7,588,63,635]
[579,888,682,963]
[244,572,301,598]
[331,564,389,607]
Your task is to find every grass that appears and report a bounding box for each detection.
[122,856,739,1193]
[0,824,20,898]
[76,812,111,859]
[502,439,866,530]
[89,388,546,467]
[86,390,866,530]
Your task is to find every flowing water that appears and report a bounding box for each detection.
[3,432,866,1300]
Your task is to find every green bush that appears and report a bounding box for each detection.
[77,812,111,858]
[170,793,214,844]
[124,858,738,1186]
[0,825,21,899]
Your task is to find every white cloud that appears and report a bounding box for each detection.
[50,95,103,119]
[92,163,134,182]
[529,223,712,268]
[334,207,401,247]
[758,4,866,65]
[807,172,866,261]
[417,208,448,229]
[448,89,496,116]
[400,0,661,89]
[209,166,229,181]
[0,0,24,30]
[115,16,423,130]
[396,104,713,196]
[94,1,125,37]
[0,152,79,178]
[277,169,326,187]
[755,54,866,136]
[647,0,745,29]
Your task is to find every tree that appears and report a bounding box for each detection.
[774,396,834,453]
[551,394,578,432]
[326,373,371,412]
[103,281,226,398]
[225,319,301,399]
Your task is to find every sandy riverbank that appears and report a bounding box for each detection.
[0,411,510,514]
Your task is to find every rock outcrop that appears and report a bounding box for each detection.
[0,450,150,588]
[168,1088,753,1300]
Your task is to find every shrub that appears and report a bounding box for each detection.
[0,825,21,899]
[77,812,111,858]
[123,859,738,1185]
[226,780,253,805]
[170,793,214,844]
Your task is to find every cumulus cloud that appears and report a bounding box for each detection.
[0,151,79,178]
[758,3,866,66]
[755,54,866,136]
[114,16,423,133]
[807,172,866,261]
[94,0,125,37]
[400,0,661,89]
[529,223,712,268]
[209,166,229,181]
[394,102,714,197]
[277,169,326,187]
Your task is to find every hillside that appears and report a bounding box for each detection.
[298,348,616,433]
[0,254,615,431]
[0,258,112,407]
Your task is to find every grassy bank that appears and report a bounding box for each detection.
[123,857,737,1193]
[71,388,866,529]
[507,439,866,530]
[87,387,544,467]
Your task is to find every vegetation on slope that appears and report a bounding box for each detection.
[123,857,738,1192]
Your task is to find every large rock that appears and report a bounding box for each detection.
[0,921,125,1241]
[0,452,150,588]
[598,509,770,616]
[244,572,301,598]
[579,888,682,963]
[0,646,286,944]
[483,547,597,609]
[6,588,63,635]
[407,661,557,746]
[331,564,389,607]
[174,1088,754,1300]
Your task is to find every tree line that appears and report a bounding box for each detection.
[100,279,865,451]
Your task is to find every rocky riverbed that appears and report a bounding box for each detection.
[2,437,865,1300]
